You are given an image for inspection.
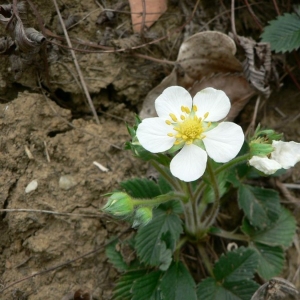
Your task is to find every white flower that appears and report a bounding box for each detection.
[136,86,244,182]
[249,140,300,175]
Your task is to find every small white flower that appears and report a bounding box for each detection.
[136,86,244,182]
[249,141,300,175]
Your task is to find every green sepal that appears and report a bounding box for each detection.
[102,192,134,217]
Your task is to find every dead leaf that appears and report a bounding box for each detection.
[129,0,167,33]
[235,35,272,98]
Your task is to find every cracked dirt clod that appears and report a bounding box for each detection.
[0,91,144,299]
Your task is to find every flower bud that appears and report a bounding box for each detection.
[132,207,153,228]
[102,192,134,217]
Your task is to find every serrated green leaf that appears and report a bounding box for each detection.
[261,12,300,53]
[135,208,183,270]
[238,185,281,230]
[197,277,259,300]
[120,178,161,198]
[241,207,296,247]
[132,270,163,300]
[158,175,173,194]
[214,247,258,282]
[251,243,284,280]
[113,269,148,300]
[105,239,129,272]
[160,261,197,300]
[158,198,183,214]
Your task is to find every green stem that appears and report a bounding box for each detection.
[203,159,220,227]
[174,237,188,261]
[150,160,181,191]
[197,244,214,277]
[132,192,186,206]
[209,229,249,242]
[194,181,205,204]
[183,200,196,234]
[215,153,250,175]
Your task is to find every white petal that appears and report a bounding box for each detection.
[136,118,175,153]
[203,122,244,162]
[155,86,192,120]
[271,140,300,169]
[170,144,207,182]
[249,156,282,175]
[193,88,230,122]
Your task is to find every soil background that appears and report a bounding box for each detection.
[0,0,299,299]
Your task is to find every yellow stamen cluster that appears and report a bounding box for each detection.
[165,105,211,145]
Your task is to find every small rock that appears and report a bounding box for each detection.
[25,180,38,193]
[59,175,77,190]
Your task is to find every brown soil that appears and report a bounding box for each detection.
[0,0,299,299]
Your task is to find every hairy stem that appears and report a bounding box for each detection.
[151,160,181,191]
[209,228,249,242]
[215,153,250,175]
[132,192,186,206]
[197,244,214,277]
[203,159,220,227]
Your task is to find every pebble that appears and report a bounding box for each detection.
[25,180,38,193]
[59,175,77,190]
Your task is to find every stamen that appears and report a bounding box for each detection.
[169,113,178,122]
[167,133,174,137]
[165,120,171,125]
[184,107,190,114]
[193,105,198,112]
[207,122,211,128]
[181,106,185,112]
[204,112,209,119]
[176,134,182,138]
[180,115,185,120]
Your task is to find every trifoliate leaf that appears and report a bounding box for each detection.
[132,270,163,300]
[214,247,258,282]
[112,269,148,300]
[238,184,281,230]
[261,12,300,53]
[105,239,129,272]
[250,242,284,280]
[241,207,296,248]
[135,208,182,270]
[197,277,259,300]
[120,178,161,198]
[160,261,197,300]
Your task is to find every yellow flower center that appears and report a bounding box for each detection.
[166,105,211,145]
